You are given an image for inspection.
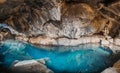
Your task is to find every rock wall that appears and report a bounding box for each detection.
[0,0,120,45]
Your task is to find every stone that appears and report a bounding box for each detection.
[10,59,53,73]
[57,38,70,46]
[113,60,120,68]
[0,0,119,46]
[28,35,104,46]
[36,58,49,64]
[0,33,3,41]
[29,36,57,45]
[114,38,120,46]
[0,0,97,39]
[28,35,103,46]
[101,39,110,45]
[102,67,120,73]
[16,35,29,42]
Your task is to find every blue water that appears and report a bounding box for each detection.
[0,40,114,73]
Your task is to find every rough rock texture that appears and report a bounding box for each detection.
[114,60,120,68]
[102,67,120,73]
[28,35,104,46]
[0,0,120,45]
[10,59,53,73]
[102,60,120,73]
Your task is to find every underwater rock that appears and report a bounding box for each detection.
[10,59,53,73]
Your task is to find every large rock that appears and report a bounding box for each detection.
[0,0,102,38]
[10,59,53,73]
[0,0,120,45]
[102,67,120,73]
[28,35,103,46]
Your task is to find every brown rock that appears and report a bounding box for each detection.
[0,0,120,42]
[0,0,6,3]
[114,60,120,68]
[102,67,120,73]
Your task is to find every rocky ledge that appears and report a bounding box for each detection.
[9,59,53,73]
[14,35,120,46]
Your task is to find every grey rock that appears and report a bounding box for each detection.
[10,59,53,73]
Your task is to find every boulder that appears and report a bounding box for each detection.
[102,67,120,73]
[10,59,53,73]
[0,0,119,46]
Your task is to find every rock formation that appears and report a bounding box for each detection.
[10,59,53,73]
[0,0,120,46]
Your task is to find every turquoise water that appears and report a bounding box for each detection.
[0,40,114,73]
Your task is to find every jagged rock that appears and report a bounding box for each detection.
[10,59,53,73]
[0,0,120,45]
[0,0,98,39]
[98,0,120,37]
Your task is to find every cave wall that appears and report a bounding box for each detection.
[0,0,120,39]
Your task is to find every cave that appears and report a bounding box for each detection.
[0,0,120,73]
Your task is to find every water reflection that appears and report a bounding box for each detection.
[0,40,117,73]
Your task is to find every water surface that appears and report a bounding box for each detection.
[0,40,114,73]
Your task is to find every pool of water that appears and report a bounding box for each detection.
[0,40,116,73]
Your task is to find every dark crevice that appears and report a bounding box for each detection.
[103,0,119,6]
